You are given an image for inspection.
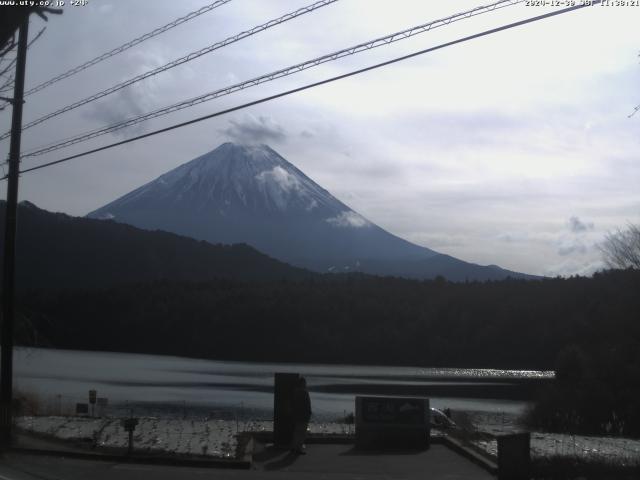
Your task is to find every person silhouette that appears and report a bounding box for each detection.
[291,376,311,455]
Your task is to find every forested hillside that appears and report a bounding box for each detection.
[0,201,312,290]
[18,270,639,370]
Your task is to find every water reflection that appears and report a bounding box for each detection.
[16,347,551,419]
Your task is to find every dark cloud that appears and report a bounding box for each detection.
[557,217,594,255]
[221,115,286,144]
[497,232,528,244]
[568,216,594,233]
[83,85,152,137]
[558,239,587,256]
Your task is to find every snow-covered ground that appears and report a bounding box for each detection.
[16,416,354,459]
[18,411,640,465]
[474,432,640,463]
[462,411,640,465]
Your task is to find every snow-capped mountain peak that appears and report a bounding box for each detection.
[100,143,338,216]
[87,142,533,280]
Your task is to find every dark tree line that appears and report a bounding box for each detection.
[19,270,639,369]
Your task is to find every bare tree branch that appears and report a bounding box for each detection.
[0,37,16,58]
[34,7,63,21]
[632,52,640,117]
[598,224,640,269]
[27,27,46,49]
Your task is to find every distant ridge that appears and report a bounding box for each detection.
[88,142,537,281]
[0,201,312,290]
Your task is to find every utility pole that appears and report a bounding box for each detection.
[1,15,29,449]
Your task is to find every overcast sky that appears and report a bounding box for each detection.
[0,0,638,277]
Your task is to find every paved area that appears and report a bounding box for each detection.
[254,443,494,479]
[0,444,494,480]
[14,432,93,454]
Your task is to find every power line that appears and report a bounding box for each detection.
[8,1,600,180]
[0,0,339,141]
[21,0,524,159]
[23,0,233,97]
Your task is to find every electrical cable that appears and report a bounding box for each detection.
[24,0,233,97]
[0,0,339,141]
[6,1,601,180]
[20,0,524,159]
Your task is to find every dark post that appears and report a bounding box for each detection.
[0,15,29,449]
[122,417,138,455]
[497,432,531,480]
[88,389,97,417]
[273,372,299,447]
[128,429,134,455]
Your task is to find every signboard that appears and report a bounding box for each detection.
[121,418,139,432]
[355,396,430,450]
[498,432,531,480]
[121,417,139,455]
[88,389,97,404]
[361,397,425,424]
[76,403,89,415]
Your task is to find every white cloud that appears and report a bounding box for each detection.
[306,198,318,211]
[5,0,639,278]
[326,211,370,229]
[255,166,300,193]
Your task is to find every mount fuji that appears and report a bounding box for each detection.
[88,143,532,281]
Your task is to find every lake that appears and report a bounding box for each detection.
[15,347,553,421]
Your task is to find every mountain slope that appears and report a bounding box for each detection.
[0,201,312,290]
[88,143,535,281]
